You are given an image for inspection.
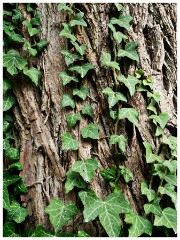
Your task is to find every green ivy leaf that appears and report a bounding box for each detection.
[14,178,28,195]
[125,212,152,237]
[108,23,127,44]
[3,222,20,237]
[101,51,120,70]
[65,170,87,193]
[118,75,139,96]
[4,25,25,43]
[162,160,177,173]
[155,126,164,137]
[30,13,42,26]
[100,166,118,181]
[102,87,127,108]
[36,39,49,52]
[73,87,89,100]
[118,41,139,61]
[3,50,27,75]
[141,182,156,202]
[31,226,54,237]
[110,110,118,120]
[23,42,37,56]
[23,67,41,86]
[114,3,124,11]
[143,76,153,89]
[77,230,89,237]
[69,63,93,78]
[137,80,149,92]
[149,112,170,129]
[118,108,139,126]
[58,3,73,14]
[70,12,87,27]
[71,41,86,55]
[143,197,162,216]
[3,138,10,150]
[3,121,10,133]
[61,132,79,151]
[45,199,78,234]
[61,50,81,66]
[81,104,94,118]
[162,135,177,157]
[3,78,12,95]
[147,99,157,114]
[23,20,40,36]
[154,207,177,233]
[110,14,133,31]
[8,201,28,223]
[164,174,177,186]
[3,171,21,187]
[143,141,163,163]
[79,190,132,237]
[72,159,98,182]
[66,113,82,128]
[119,166,133,183]
[3,94,16,111]
[12,9,23,20]
[110,134,127,153]
[147,92,161,102]
[8,162,23,171]
[59,71,78,85]
[3,184,10,210]
[5,148,19,162]
[81,124,99,139]
[59,23,77,42]
[62,94,75,108]
[135,69,144,78]
[158,183,176,208]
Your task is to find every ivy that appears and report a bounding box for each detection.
[69,12,87,27]
[117,75,139,96]
[59,23,77,42]
[66,113,82,128]
[118,107,139,126]
[101,51,120,70]
[59,71,79,85]
[61,132,79,150]
[102,87,127,108]
[65,170,87,193]
[73,86,89,100]
[118,41,139,61]
[81,123,99,139]
[81,104,94,118]
[69,63,93,78]
[110,14,133,31]
[61,94,76,108]
[23,67,41,86]
[110,134,127,153]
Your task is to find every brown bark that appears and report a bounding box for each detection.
[13,3,176,236]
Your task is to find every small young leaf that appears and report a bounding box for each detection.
[45,199,78,234]
[58,3,73,14]
[62,94,75,108]
[3,78,12,95]
[72,159,98,182]
[102,87,127,108]
[135,69,144,78]
[5,148,19,161]
[114,3,124,11]
[69,63,93,78]
[3,50,27,75]
[23,67,41,86]
[59,71,78,85]
[81,104,94,118]
[100,166,118,181]
[119,166,133,183]
[59,23,76,42]
[118,41,139,61]
[158,183,176,208]
[143,142,163,163]
[77,231,89,237]
[3,94,16,111]
[110,134,127,153]
[110,110,118,120]
[154,207,177,234]
[66,113,81,128]
[143,76,153,89]
[110,14,133,31]
[143,197,162,216]
[149,112,170,129]
[117,75,139,96]
[23,42,37,57]
[36,39,49,52]
[101,51,120,70]
[71,41,86,55]
[61,50,81,66]
[118,108,139,126]
[8,201,28,223]
[3,222,20,237]
[70,12,87,27]
[23,20,40,36]
[108,23,128,44]
[141,182,156,202]
[81,124,99,139]
[31,226,54,237]
[73,87,89,100]
[125,212,152,237]
[61,132,79,150]
[147,99,157,114]
[65,170,87,193]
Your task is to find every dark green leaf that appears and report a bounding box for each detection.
[14,178,28,195]
[101,51,120,70]
[65,170,87,193]
[3,184,10,210]
[8,201,28,223]
[81,104,94,118]
[23,20,40,36]
[23,67,41,86]
[59,23,76,42]
[69,63,93,78]
[117,75,139,96]
[5,148,19,161]
[73,87,89,100]
[31,226,54,237]
[3,171,21,187]
[59,71,78,85]
[61,50,81,66]
[118,41,139,61]
[158,183,176,208]
[71,41,86,55]
[110,110,118,120]
[81,124,99,139]
[3,78,12,95]
[100,166,118,181]
[62,94,75,108]
[8,162,23,171]
[36,39,49,52]
[102,87,127,108]
[66,113,82,128]
[3,94,16,111]
[70,12,87,27]
[3,222,20,237]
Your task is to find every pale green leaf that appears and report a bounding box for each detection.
[110,14,133,31]
[23,67,41,86]
[3,94,16,111]
[141,182,156,202]
[23,42,37,56]
[118,41,139,61]
[59,71,78,85]
[66,113,81,128]
[118,75,139,96]
[3,222,20,237]
[8,201,28,223]
[77,230,89,237]
[23,20,40,36]
[3,78,12,95]
[101,51,120,70]
[114,3,124,11]
[45,199,78,234]
[147,92,161,102]
[102,87,127,108]
[110,134,127,153]
[110,110,118,120]
[69,63,93,78]
[62,94,75,108]
[108,23,127,44]
[71,41,86,55]
[59,23,76,42]
[162,160,177,173]
[81,104,94,118]
[65,170,87,193]
[70,12,87,27]
[155,126,164,137]
[143,141,163,163]
[147,99,157,114]
[58,3,73,14]
[61,50,81,66]
[149,112,170,129]
[81,123,99,139]
[162,135,177,157]
[143,197,162,216]
[61,132,79,150]
[73,87,89,100]
[119,166,133,183]
[135,69,144,78]
[164,174,177,186]
[118,108,139,126]
[143,76,153,89]
[158,183,176,208]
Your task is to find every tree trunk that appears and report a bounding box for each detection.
[13,3,176,236]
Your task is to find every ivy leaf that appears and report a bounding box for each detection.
[162,160,177,174]
[8,201,28,223]
[5,148,19,162]
[61,50,81,66]
[58,3,73,14]
[81,104,94,118]
[3,171,21,187]
[3,222,20,237]
[45,199,78,234]
[114,3,124,11]
[147,99,157,114]
[135,69,144,78]
[164,174,177,186]
[23,67,41,86]
[59,23,77,42]
[65,170,87,193]
[158,183,176,208]
[14,178,28,195]
[155,126,164,137]
[23,20,40,36]
[31,226,54,237]
[149,112,170,129]
[141,182,156,202]
[3,78,12,95]
[162,135,177,157]
[3,94,16,111]
[66,113,82,128]
[101,51,120,70]
[62,94,75,108]
[102,87,127,108]
[110,134,127,153]
[118,75,139,96]
[23,41,37,56]
[108,23,127,44]
[154,207,177,233]
[3,50,27,75]
[125,212,152,237]
[147,92,161,102]
[110,14,133,31]
[59,71,78,85]
[36,39,48,52]
[8,162,23,171]
[3,138,10,150]
[100,166,118,181]
[77,231,89,237]
[69,63,93,78]
[143,197,162,216]
[118,41,139,61]
[143,76,153,89]
[70,12,87,27]
[61,132,79,151]
[73,87,89,100]
[143,141,163,163]
[3,184,10,210]
[72,159,98,182]
[81,124,99,139]
[118,108,139,126]
[119,166,133,183]
[110,110,118,120]
[71,41,86,55]
[79,190,132,237]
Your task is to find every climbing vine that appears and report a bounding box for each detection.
[3,3,177,237]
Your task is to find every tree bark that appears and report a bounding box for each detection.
[13,3,176,236]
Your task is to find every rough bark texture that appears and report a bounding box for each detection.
[13,3,176,236]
